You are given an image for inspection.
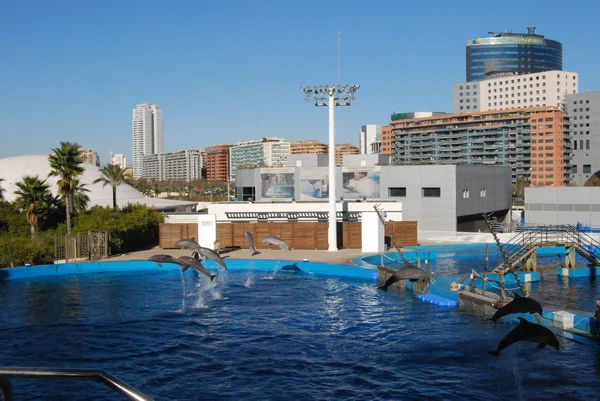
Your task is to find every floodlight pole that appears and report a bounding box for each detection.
[301,84,360,251]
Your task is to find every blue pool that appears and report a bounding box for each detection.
[1,258,600,400]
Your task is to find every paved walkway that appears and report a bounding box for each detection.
[109,247,369,265]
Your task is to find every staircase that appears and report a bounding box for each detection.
[492,224,600,273]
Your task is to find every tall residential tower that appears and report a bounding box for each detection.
[132,103,163,178]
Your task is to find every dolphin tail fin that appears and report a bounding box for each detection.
[155,262,162,267]
[252,251,261,256]
[210,275,216,282]
[487,350,501,357]
[377,285,388,292]
[182,266,190,273]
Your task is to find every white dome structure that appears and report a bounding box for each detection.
[0,155,196,212]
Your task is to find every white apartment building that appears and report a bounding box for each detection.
[452,70,578,113]
[142,149,202,182]
[359,125,382,154]
[133,103,163,178]
[229,137,290,180]
[111,153,127,169]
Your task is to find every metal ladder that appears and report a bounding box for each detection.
[482,213,529,296]
[373,204,410,264]
[0,367,153,401]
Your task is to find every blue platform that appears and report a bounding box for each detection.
[557,266,600,278]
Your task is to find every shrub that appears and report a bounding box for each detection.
[0,232,55,267]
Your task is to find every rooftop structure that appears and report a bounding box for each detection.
[335,143,359,165]
[290,139,328,154]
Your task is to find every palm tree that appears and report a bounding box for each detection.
[93,163,127,209]
[13,175,52,235]
[48,142,84,233]
[72,178,90,213]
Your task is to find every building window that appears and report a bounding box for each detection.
[388,187,406,197]
[462,189,469,199]
[423,187,441,198]
[572,165,577,173]
[480,189,486,197]
[584,165,592,174]
[586,140,590,150]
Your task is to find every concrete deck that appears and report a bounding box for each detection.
[108,247,369,265]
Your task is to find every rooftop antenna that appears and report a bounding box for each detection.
[337,26,341,84]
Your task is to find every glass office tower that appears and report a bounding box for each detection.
[466,27,562,82]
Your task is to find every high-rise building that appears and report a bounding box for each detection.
[111,153,127,169]
[82,150,100,167]
[290,139,327,154]
[142,149,202,182]
[359,125,382,154]
[205,145,231,181]
[567,92,600,185]
[466,27,562,82]
[229,137,290,180]
[335,143,360,166]
[133,103,163,179]
[381,126,393,155]
[452,70,578,113]
[390,107,570,187]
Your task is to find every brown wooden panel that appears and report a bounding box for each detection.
[232,223,255,248]
[159,223,198,249]
[344,222,362,249]
[385,221,418,247]
[277,224,293,250]
[317,223,328,250]
[216,223,233,248]
[254,223,271,249]
[291,223,317,249]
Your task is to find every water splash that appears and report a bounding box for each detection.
[179,269,186,312]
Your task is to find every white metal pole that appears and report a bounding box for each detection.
[328,91,338,251]
[227,180,230,202]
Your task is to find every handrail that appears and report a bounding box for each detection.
[0,367,153,401]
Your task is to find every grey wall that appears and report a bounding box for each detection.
[235,165,511,235]
[525,187,600,225]
[455,165,512,216]
[567,92,600,185]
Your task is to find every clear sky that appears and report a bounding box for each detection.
[1,0,598,165]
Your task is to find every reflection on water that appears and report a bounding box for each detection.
[1,268,600,400]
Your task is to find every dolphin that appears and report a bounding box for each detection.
[281,263,303,273]
[245,232,261,256]
[488,317,560,356]
[148,254,187,268]
[378,263,433,292]
[262,236,291,250]
[177,256,215,281]
[174,238,227,269]
[489,294,543,323]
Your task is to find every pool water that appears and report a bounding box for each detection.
[2,267,600,400]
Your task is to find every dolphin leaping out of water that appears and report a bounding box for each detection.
[488,317,560,356]
[177,256,215,281]
[262,236,291,250]
[174,239,227,269]
[245,232,261,256]
[488,293,543,323]
[148,254,187,268]
[377,262,433,292]
[281,263,303,273]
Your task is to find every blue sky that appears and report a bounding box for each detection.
[1,0,598,165]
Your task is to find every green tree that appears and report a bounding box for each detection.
[48,141,85,233]
[93,163,127,209]
[72,178,90,213]
[13,175,52,235]
[0,177,4,200]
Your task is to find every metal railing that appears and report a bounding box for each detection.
[0,367,153,401]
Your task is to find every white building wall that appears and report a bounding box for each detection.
[452,71,578,113]
[359,125,381,154]
[133,103,163,178]
[111,153,127,169]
